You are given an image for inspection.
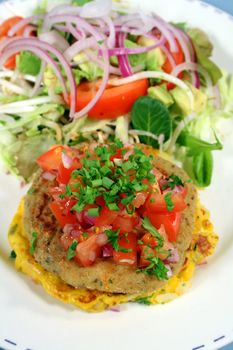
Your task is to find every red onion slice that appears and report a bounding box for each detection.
[0,45,67,100]
[165,264,173,278]
[96,233,108,246]
[42,171,56,181]
[106,35,165,56]
[102,244,113,257]
[8,15,43,37]
[151,14,178,53]
[172,62,212,92]
[30,61,46,97]
[1,38,76,118]
[160,45,176,70]
[23,25,37,38]
[64,37,96,62]
[102,16,115,48]
[79,0,112,19]
[67,23,86,40]
[61,152,73,169]
[166,248,179,263]
[116,31,133,77]
[39,30,70,52]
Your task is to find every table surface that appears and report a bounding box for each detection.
[0,0,232,350]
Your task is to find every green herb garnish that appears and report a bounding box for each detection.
[164,192,174,212]
[142,217,164,247]
[9,250,17,259]
[67,240,78,260]
[105,229,132,253]
[162,174,184,190]
[87,207,100,217]
[29,231,38,254]
[137,257,168,280]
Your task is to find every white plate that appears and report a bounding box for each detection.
[0,1,233,350]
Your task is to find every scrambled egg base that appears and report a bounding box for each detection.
[8,200,218,312]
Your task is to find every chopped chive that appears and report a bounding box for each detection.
[87,207,100,217]
[102,177,114,189]
[67,239,78,260]
[91,179,102,187]
[29,231,38,255]
[164,192,174,212]
[108,203,119,211]
[9,250,17,259]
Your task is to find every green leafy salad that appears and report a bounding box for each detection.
[0,0,232,187]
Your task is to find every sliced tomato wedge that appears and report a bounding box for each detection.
[75,79,149,119]
[145,192,186,214]
[0,16,24,37]
[0,16,35,69]
[162,38,184,90]
[146,211,181,242]
[113,232,137,267]
[95,206,119,227]
[49,201,77,228]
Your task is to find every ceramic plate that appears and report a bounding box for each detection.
[0,1,233,349]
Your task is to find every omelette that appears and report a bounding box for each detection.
[8,141,218,312]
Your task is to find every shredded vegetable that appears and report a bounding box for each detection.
[0,0,231,186]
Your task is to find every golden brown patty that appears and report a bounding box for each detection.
[23,147,197,294]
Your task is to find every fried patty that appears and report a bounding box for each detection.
[23,146,197,294]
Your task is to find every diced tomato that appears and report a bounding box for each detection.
[141,232,158,248]
[112,214,138,233]
[95,196,105,207]
[75,233,107,267]
[36,145,79,177]
[74,79,149,119]
[146,211,181,242]
[113,232,137,267]
[57,158,82,184]
[109,148,122,161]
[49,201,77,228]
[145,192,186,214]
[132,191,148,208]
[37,145,64,172]
[139,245,156,267]
[60,224,83,250]
[162,38,184,90]
[95,206,119,227]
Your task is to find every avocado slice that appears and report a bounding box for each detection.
[148,85,174,107]
[138,36,166,71]
[170,82,207,115]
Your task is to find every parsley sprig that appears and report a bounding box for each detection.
[67,240,78,260]
[137,257,168,280]
[105,229,132,253]
[29,231,38,254]
[164,192,174,212]
[142,217,164,248]
[162,174,184,190]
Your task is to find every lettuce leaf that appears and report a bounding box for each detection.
[187,28,222,85]
[0,132,56,181]
[16,51,41,76]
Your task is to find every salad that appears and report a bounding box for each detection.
[0,0,232,186]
